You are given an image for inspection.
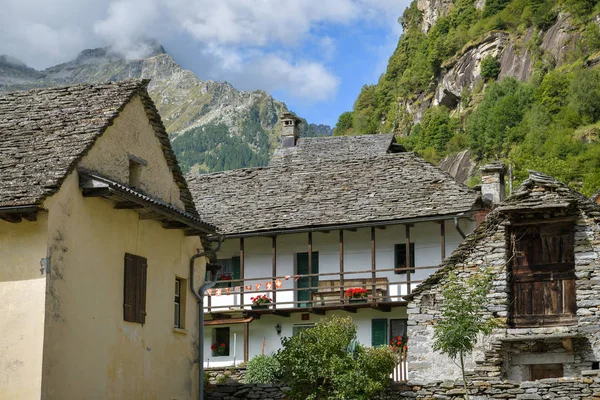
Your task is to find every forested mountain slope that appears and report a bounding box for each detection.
[336,0,600,195]
[0,42,329,173]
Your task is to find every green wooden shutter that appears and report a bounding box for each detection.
[371,319,388,347]
[123,254,136,322]
[297,252,319,307]
[232,256,241,286]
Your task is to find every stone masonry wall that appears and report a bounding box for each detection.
[407,179,600,383]
[206,377,600,400]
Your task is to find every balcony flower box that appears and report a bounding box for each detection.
[345,287,368,304]
[251,295,272,310]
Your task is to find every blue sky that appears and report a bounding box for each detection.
[1,0,411,127]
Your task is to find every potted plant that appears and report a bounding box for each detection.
[211,342,228,356]
[251,295,272,310]
[216,272,233,288]
[345,287,368,303]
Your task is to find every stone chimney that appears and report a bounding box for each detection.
[280,113,302,148]
[480,162,506,204]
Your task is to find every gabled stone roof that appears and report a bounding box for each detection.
[269,133,399,165]
[188,151,483,236]
[0,80,199,218]
[405,171,600,300]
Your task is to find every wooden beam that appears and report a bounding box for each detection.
[184,229,204,236]
[240,238,245,308]
[162,221,188,229]
[114,201,144,210]
[339,230,345,302]
[22,213,37,222]
[210,313,232,320]
[439,220,446,261]
[82,188,111,197]
[371,226,377,303]
[0,214,21,223]
[244,321,249,363]
[272,236,277,309]
[309,307,325,315]
[308,232,313,307]
[376,226,387,230]
[405,225,412,294]
[371,304,391,312]
[204,317,254,326]
[273,310,291,317]
[342,306,357,313]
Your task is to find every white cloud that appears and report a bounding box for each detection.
[0,0,409,102]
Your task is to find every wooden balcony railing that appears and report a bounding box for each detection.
[204,265,439,313]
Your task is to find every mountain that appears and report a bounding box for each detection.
[336,0,600,196]
[0,41,331,173]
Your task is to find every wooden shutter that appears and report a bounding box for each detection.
[124,254,137,322]
[371,319,388,347]
[137,257,148,324]
[390,319,408,341]
[123,253,148,324]
[232,256,241,283]
[510,223,576,327]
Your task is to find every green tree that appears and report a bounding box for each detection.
[480,56,501,81]
[334,111,354,136]
[276,316,396,400]
[433,271,498,399]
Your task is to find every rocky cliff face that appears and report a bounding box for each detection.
[0,44,328,173]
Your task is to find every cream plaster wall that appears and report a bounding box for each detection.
[79,95,185,211]
[0,216,48,400]
[40,172,205,400]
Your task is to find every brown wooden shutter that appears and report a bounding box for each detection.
[123,253,148,324]
[124,254,137,322]
[138,257,148,324]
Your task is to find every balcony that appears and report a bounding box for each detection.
[204,264,439,317]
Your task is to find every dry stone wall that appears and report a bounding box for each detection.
[205,378,600,400]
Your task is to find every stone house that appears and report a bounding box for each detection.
[186,115,487,369]
[406,168,600,382]
[0,81,216,399]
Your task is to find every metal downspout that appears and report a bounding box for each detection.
[190,236,223,400]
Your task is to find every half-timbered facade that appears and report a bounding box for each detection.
[407,170,600,382]
[188,122,486,369]
[0,81,215,399]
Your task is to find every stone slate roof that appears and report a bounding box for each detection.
[188,151,483,236]
[0,80,199,218]
[405,171,600,300]
[269,133,399,165]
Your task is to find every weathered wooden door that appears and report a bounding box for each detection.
[297,252,319,308]
[510,223,576,327]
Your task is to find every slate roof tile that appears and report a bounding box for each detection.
[0,80,199,218]
[188,151,483,235]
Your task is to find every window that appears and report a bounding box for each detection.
[123,253,148,324]
[390,319,408,342]
[292,324,315,336]
[530,364,563,380]
[394,243,415,274]
[211,257,240,288]
[510,222,576,327]
[174,277,187,329]
[371,319,388,347]
[127,153,146,189]
[212,327,230,357]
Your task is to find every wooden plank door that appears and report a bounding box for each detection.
[297,252,319,308]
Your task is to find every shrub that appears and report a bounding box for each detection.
[275,316,396,400]
[244,354,280,384]
[480,56,501,81]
